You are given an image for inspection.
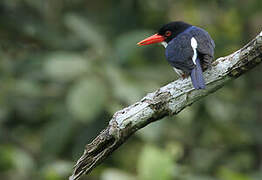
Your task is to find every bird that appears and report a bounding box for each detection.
[137,21,215,89]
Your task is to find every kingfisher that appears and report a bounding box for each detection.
[137,21,215,89]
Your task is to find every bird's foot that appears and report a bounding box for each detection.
[182,74,189,79]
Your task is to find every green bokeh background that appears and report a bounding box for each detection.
[0,0,261,180]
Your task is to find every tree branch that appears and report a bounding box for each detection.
[70,31,262,180]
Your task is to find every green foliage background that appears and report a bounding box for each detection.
[0,0,261,180]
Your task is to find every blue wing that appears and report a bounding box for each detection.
[165,30,195,75]
[188,26,215,70]
[165,26,215,74]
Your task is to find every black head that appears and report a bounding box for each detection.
[137,21,192,46]
[157,21,192,43]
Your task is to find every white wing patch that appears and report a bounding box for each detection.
[191,37,198,65]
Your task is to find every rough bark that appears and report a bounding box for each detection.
[70,31,262,180]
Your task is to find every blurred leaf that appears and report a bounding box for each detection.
[252,172,262,180]
[15,79,42,97]
[105,65,144,104]
[224,152,254,171]
[183,174,218,180]
[166,142,184,161]
[42,117,75,156]
[115,30,152,64]
[218,168,251,180]
[205,96,236,122]
[137,145,173,180]
[0,107,9,123]
[191,148,223,172]
[42,160,73,180]
[44,52,89,82]
[0,145,13,171]
[101,169,136,180]
[64,14,108,54]
[137,120,165,142]
[66,77,107,122]
[11,148,36,180]
[177,108,195,124]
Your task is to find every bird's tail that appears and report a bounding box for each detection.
[190,58,206,89]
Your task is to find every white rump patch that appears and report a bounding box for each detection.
[191,37,198,65]
[173,67,183,77]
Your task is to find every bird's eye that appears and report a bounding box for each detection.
[165,31,172,37]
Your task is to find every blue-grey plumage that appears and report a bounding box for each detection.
[165,26,214,75]
[190,58,205,89]
[162,24,214,89]
[137,21,215,90]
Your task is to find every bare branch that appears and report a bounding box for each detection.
[70,31,262,180]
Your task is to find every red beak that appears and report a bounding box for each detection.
[137,34,165,46]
